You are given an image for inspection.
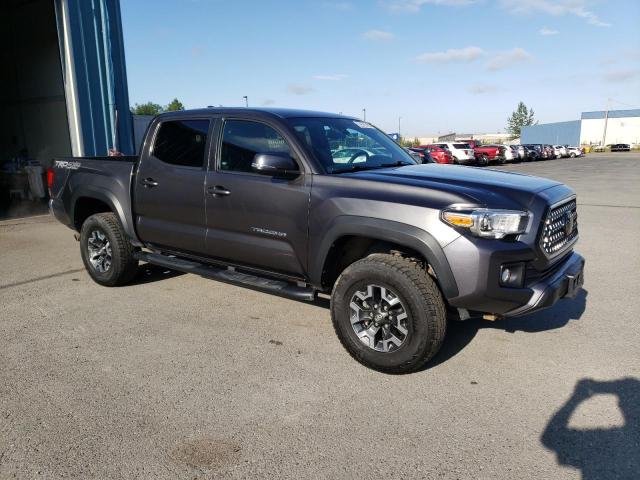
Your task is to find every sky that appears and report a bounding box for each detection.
[120,0,640,137]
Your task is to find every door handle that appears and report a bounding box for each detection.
[207,185,231,197]
[142,177,159,188]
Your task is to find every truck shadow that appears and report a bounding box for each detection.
[431,289,588,368]
[131,263,186,285]
[541,377,640,479]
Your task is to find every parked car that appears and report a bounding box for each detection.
[473,144,507,166]
[522,144,540,161]
[420,145,454,164]
[407,147,435,164]
[553,145,568,158]
[498,144,516,162]
[434,142,475,165]
[610,144,631,152]
[48,107,584,373]
[566,146,583,158]
[511,145,526,161]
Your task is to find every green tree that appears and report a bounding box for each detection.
[131,102,163,115]
[165,98,185,112]
[506,101,537,139]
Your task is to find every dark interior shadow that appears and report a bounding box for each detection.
[128,263,186,285]
[541,377,640,479]
[429,289,588,368]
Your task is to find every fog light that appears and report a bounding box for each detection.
[499,262,525,288]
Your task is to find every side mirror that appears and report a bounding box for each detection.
[251,153,299,177]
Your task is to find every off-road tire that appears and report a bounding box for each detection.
[331,253,446,374]
[80,212,138,286]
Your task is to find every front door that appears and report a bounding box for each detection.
[134,117,211,255]
[204,119,310,277]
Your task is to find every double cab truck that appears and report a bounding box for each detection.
[49,108,584,373]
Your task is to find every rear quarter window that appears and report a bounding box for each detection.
[153,119,210,167]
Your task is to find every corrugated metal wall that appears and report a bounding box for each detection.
[54,0,133,156]
[521,120,581,145]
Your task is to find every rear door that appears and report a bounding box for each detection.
[134,117,212,254]
[204,118,311,277]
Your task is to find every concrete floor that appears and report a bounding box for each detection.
[1,153,638,479]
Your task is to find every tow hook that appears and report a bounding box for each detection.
[73,233,80,242]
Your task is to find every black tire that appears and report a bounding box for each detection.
[80,212,138,286]
[331,253,446,374]
[480,154,489,166]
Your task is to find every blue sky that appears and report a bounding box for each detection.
[121,0,640,136]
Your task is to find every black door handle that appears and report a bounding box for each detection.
[142,177,159,188]
[207,185,231,197]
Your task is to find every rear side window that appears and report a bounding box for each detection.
[220,120,291,173]
[453,143,470,149]
[153,119,209,167]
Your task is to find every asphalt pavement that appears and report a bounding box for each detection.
[1,152,638,479]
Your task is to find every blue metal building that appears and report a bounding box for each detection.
[521,120,581,146]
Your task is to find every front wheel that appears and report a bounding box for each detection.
[331,254,446,374]
[80,212,138,286]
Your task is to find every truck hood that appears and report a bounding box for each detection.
[344,164,562,208]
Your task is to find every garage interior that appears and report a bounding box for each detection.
[0,0,134,220]
[1,0,72,219]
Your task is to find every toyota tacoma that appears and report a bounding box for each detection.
[49,108,584,373]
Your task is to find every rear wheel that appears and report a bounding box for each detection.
[80,212,138,286]
[480,154,489,166]
[331,253,446,374]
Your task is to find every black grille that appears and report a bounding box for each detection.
[540,199,578,256]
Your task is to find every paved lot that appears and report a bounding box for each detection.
[1,153,639,479]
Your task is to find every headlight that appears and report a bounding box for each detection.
[441,208,529,239]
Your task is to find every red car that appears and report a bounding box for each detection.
[420,145,453,164]
[473,144,507,166]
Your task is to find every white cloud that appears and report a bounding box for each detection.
[500,0,611,27]
[604,69,640,83]
[539,27,559,35]
[286,84,315,95]
[387,0,476,12]
[468,83,506,94]
[415,46,485,63]
[362,29,395,41]
[485,47,533,71]
[313,74,350,81]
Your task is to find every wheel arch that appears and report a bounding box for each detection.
[70,186,140,245]
[311,216,459,299]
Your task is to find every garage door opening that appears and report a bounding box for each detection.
[1,0,72,219]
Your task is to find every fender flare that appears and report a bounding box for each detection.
[310,216,459,299]
[70,185,141,245]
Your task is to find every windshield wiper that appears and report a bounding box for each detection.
[331,161,413,174]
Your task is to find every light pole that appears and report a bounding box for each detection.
[398,116,402,139]
[243,96,248,107]
[362,108,366,121]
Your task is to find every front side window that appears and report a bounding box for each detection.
[287,117,416,173]
[220,120,292,173]
[153,119,209,167]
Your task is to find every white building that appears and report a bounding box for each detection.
[580,110,640,146]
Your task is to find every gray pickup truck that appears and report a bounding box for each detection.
[49,108,584,373]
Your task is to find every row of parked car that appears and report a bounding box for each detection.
[407,141,584,166]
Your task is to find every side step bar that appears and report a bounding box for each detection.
[134,252,316,302]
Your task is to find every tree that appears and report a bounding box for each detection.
[165,98,185,112]
[131,102,163,115]
[506,101,537,139]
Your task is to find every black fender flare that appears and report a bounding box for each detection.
[310,216,459,299]
[70,185,142,245]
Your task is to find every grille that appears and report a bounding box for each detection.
[540,199,578,256]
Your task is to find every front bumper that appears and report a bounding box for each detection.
[503,252,584,317]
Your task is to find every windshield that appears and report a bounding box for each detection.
[287,117,417,173]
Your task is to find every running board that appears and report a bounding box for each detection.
[134,252,316,301]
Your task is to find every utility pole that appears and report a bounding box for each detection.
[398,116,402,139]
[243,96,248,107]
[362,108,366,121]
[601,97,610,146]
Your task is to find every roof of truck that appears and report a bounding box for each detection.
[156,107,356,119]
